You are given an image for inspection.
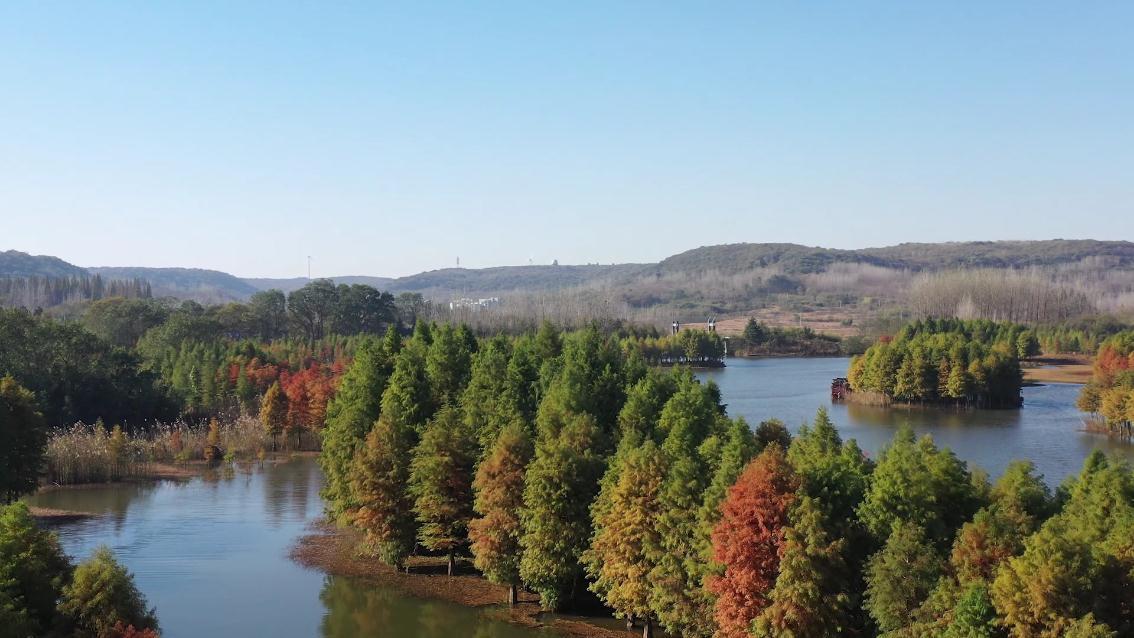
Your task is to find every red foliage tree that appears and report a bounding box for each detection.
[708,445,799,638]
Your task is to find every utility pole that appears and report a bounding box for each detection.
[307,256,312,280]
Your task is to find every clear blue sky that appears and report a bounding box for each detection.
[2,2,1132,278]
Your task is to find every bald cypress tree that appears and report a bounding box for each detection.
[469,422,533,603]
[461,336,518,452]
[752,497,852,638]
[519,414,605,610]
[259,380,287,452]
[708,446,799,638]
[349,414,416,568]
[409,405,477,576]
[584,438,667,635]
[319,337,393,520]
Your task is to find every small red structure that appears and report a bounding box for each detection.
[831,377,851,401]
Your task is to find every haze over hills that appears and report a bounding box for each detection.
[3,240,1134,320]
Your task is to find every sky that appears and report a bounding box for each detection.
[2,2,1132,278]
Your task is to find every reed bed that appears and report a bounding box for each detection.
[43,415,296,486]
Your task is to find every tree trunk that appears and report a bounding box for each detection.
[625,615,635,631]
[447,553,455,577]
[641,618,654,638]
[508,583,517,606]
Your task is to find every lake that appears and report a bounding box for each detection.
[697,357,1133,483]
[26,357,1131,637]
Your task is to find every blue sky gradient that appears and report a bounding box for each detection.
[2,2,1131,277]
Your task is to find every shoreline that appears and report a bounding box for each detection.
[290,522,626,638]
[1021,355,1092,385]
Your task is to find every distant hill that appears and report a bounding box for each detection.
[654,240,1134,276]
[0,250,88,278]
[244,275,395,294]
[89,267,259,303]
[5,241,1133,316]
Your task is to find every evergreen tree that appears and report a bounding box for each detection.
[461,337,519,452]
[259,380,287,452]
[864,522,943,633]
[409,405,477,576]
[752,497,853,638]
[381,340,434,434]
[519,414,605,610]
[942,581,1002,638]
[349,414,417,568]
[319,337,392,520]
[708,446,799,638]
[754,418,792,452]
[469,423,533,603]
[858,426,980,547]
[0,502,72,635]
[584,439,667,633]
[504,336,542,425]
[426,323,473,407]
[991,452,1134,636]
[646,376,727,638]
[0,377,46,503]
[59,546,158,638]
[697,417,758,545]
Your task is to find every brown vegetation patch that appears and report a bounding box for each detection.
[1022,355,1093,385]
[698,307,863,339]
[291,522,626,638]
[28,506,98,522]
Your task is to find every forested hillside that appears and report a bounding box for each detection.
[5,241,1134,325]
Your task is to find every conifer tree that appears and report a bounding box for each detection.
[646,376,727,638]
[0,377,46,503]
[753,418,792,452]
[409,405,477,576]
[461,336,519,452]
[752,497,853,638]
[864,522,943,633]
[425,323,473,406]
[519,413,605,610]
[259,380,287,451]
[349,414,417,568]
[60,546,158,638]
[857,426,980,547]
[0,502,72,635]
[469,422,533,603]
[504,336,542,425]
[319,337,393,519]
[381,339,434,434]
[697,417,757,544]
[584,439,666,635]
[708,445,799,638]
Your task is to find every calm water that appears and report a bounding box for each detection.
[26,357,1132,637]
[28,459,551,638]
[698,357,1133,484]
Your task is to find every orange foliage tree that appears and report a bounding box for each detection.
[708,445,799,638]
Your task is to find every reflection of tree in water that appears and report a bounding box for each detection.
[845,402,1022,430]
[262,457,319,526]
[318,576,538,638]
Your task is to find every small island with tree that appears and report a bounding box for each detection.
[843,319,1030,408]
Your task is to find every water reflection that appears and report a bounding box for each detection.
[700,357,1134,483]
[318,575,548,638]
[26,458,553,638]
